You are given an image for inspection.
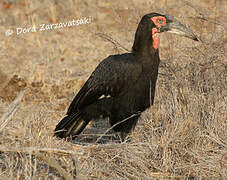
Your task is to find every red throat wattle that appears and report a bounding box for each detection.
[152,28,159,50]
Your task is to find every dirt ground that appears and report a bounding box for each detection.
[0,0,226,179]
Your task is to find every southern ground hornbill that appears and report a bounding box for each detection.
[54,12,198,140]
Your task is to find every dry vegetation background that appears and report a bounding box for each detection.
[0,0,226,179]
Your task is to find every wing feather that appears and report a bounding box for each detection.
[67,54,142,115]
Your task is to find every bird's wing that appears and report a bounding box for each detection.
[67,54,142,115]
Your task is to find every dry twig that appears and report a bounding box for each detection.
[0,90,25,132]
[94,32,130,52]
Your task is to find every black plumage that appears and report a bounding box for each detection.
[54,12,198,140]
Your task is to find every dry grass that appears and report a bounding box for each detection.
[0,0,226,179]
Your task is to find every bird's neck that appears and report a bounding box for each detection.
[132,30,156,55]
[132,26,160,70]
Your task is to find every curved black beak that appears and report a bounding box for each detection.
[161,15,199,41]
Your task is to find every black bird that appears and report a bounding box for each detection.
[55,13,198,140]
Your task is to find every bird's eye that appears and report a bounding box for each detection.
[157,19,163,24]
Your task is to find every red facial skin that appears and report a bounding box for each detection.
[151,16,167,50]
[152,28,159,50]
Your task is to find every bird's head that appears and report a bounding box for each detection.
[138,13,198,50]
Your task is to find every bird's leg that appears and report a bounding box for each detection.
[119,131,131,142]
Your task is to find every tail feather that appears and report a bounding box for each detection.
[54,112,89,139]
